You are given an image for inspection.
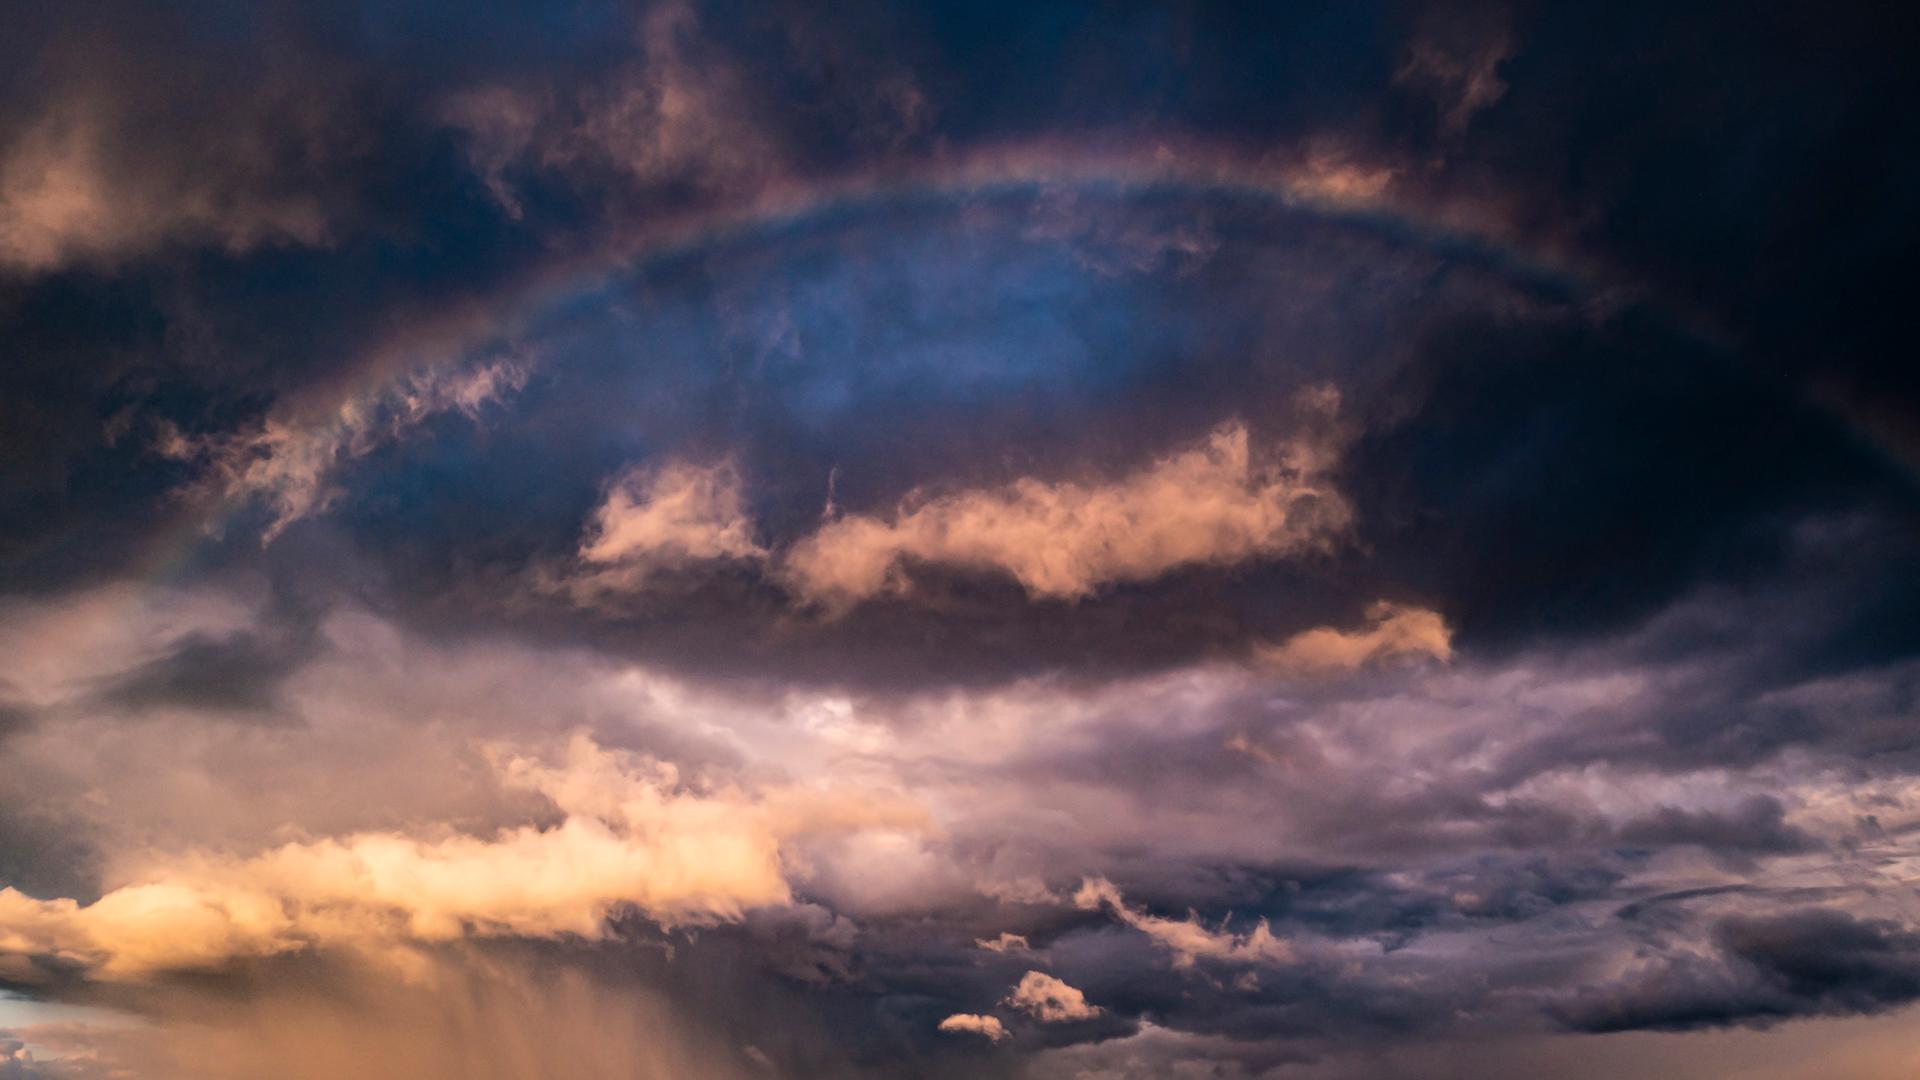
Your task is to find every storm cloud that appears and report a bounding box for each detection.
[1,2,1917,1077]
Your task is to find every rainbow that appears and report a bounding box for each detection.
[129,136,1727,582]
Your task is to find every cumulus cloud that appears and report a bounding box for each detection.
[1005,971,1101,1022]
[568,460,767,593]
[936,1013,1009,1041]
[1074,878,1293,969]
[783,420,1349,608]
[1254,601,1453,674]
[0,734,923,981]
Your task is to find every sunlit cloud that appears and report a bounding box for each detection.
[1255,601,1453,674]
[563,460,768,596]
[937,1013,1009,1041]
[1005,970,1101,1022]
[784,417,1350,608]
[0,3,1909,1076]
[1074,878,1293,969]
[0,734,924,981]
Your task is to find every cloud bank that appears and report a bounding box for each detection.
[1,2,1916,1077]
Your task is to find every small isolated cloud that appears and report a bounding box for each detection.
[1005,971,1101,1022]
[937,1013,1009,1041]
[1255,601,1452,674]
[976,931,1031,954]
[578,460,765,573]
[783,419,1349,608]
[0,734,923,981]
[1074,878,1292,970]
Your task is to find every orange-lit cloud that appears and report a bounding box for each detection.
[1005,970,1101,1022]
[976,931,1032,954]
[783,420,1349,608]
[570,460,767,592]
[1074,877,1293,969]
[0,734,924,981]
[1255,601,1453,674]
[936,1013,1008,1041]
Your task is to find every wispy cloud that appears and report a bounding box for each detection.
[157,356,529,540]
[1073,878,1293,969]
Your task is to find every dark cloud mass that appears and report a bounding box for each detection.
[1,3,1917,1078]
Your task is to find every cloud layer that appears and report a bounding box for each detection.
[0,734,921,981]
[1,2,1916,1078]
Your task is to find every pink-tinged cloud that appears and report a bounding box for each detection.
[936,1013,1009,1041]
[975,931,1032,954]
[1074,877,1293,969]
[0,108,330,272]
[1255,601,1453,674]
[574,460,766,580]
[158,356,529,540]
[0,735,925,981]
[1005,971,1101,1022]
[783,418,1350,608]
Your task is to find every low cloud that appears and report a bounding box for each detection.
[570,460,767,593]
[0,734,922,981]
[0,951,757,1080]
[936,1013,1009,1041]
[1005,971,1101,1022]
[976,932,1032,954]
[783,420,1349,608]
[1255,601,1452,674]
[1073,878,1293,969]
[1559,908,1920,1033]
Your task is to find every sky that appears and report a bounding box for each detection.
[2,2,1918,1077]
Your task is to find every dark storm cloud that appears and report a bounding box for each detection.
[1560,909,1920,1033]
[291,187,1587,686]
[4,0,1912,654]
[3,2,1919,1078]
[0,805,97,907]
[92,625,317,716]
[1339,306,1908,652]
[1612,797,1814,860]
